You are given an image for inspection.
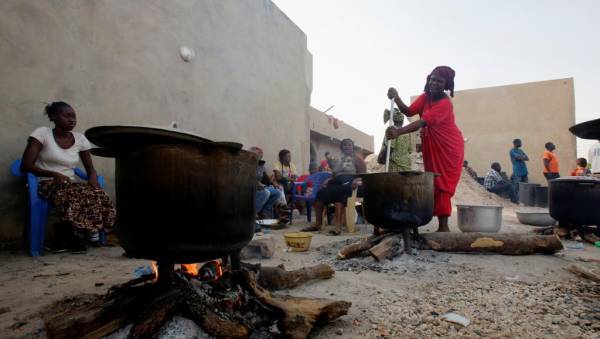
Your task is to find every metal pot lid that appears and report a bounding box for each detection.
[569,118,600,140]
[85,125,213,149]
[550,175,600,183]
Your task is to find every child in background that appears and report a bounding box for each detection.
[570,158,591,176]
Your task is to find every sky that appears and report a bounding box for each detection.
[273,0,599,157]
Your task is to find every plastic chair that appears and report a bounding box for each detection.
[290,172,332,223]
[10,159,106,256]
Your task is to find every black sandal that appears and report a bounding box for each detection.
[301,225,321,232]
[328,229,341,236]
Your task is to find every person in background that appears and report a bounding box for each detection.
[543,142,560,181]
[20,102,116,253]
[302,138,366,235]
[273,149,298,201]
[378,107,412,171]
[484,162,518,203]
[249,147,286,221]
[463,160,478,179]
[509,138,529,195]
[385,66,464,232]
[319,152,332,172]
[570,158,592,176]
[589,139,600,174]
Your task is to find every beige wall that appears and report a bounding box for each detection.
[412,78,576,184]
[0,0,312,242]
[308,106,374,156]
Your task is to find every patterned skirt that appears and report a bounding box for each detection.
[38,179,116,233]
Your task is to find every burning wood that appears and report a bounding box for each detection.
[43,262,348,338]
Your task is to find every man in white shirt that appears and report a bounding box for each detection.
[589,140,600,174]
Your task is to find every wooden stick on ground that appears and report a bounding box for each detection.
[566,264,600,283]
[183,300,250,338]
[369,234,403,261]
[337,233,392,259]
[582,233,600,245]
[242,271,351,339]
[422,232,563,255]
[44,285,155,339]
[256,264,335,290]
[129,289,182,339]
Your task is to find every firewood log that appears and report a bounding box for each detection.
[368,234,403,261]
[129,289,182,338]
[183,301,250,338]
[566,264,600,283]
[422,232,563,255]
[337,233,392,259]
[242,271,351,339]
[582,233,600,245]
[257,264,335,290]
[44,285,155,339]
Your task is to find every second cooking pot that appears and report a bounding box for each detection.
[358,171,435,230]
[549,176,600,226]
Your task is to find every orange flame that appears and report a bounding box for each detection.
[149,260,224,281]
[150,261,158,281]
[181,263,199,276]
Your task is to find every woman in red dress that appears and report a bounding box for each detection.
[385,66,464,232]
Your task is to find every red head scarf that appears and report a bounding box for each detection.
[424,65,455,97]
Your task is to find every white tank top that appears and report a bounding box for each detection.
[29,126,92,181]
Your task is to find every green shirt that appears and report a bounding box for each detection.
[380,134,412,172]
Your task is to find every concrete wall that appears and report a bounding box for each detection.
[412,78,576,184]
[0,0,312,242]
[308,106,374,162]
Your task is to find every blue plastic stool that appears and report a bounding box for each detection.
[10,159,106,256]
[289,172,332,223]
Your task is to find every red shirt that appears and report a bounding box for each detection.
[408,93,464,195]
[408,93,464,216]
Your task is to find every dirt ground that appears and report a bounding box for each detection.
[1,205,599,338]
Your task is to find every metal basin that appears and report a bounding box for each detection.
[457,205,502,233]
[516,210,556,226]
[86,126,257,263]
[358,171,435,230]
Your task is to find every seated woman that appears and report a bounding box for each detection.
[20,102,116,253]
[249,146,288,222]
[303,138,366,235]
[273,149,298,201]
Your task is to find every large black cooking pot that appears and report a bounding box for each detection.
[549,176,600,226]
[86,126,257,263]
[358,171,435,230]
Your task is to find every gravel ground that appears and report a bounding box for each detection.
[1,215,599,338]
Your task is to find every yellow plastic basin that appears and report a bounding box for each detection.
[283,232,313,252]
